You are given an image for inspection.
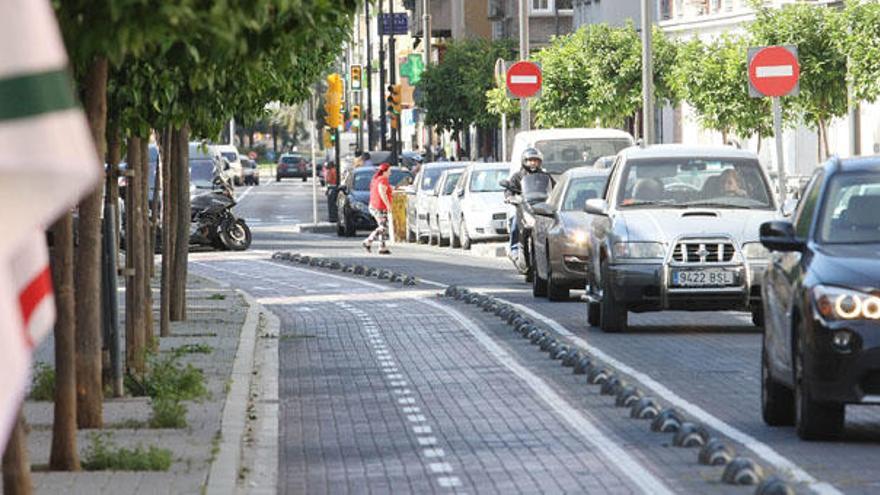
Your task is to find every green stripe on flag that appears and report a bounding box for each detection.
[0,69,77,121]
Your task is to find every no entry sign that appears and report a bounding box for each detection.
[748,45,800,98]
[506,61,542,98]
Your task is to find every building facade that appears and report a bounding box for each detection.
[572,0,641,28]
[489,0,574,51]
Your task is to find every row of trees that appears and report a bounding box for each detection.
[4,1,361,491]
[422,1,880,159]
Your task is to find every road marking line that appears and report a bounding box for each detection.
[402,406,421,413]
[417,436,438,446]
[398,397,416,405]
[423,448,445,458]
[389,381,407,387]
[235,185,255,203]
[394,389,412,395]
[437,476,462,488]
[407,414,427,422]
[385,373,403,380]
[428,462,453,473]
[413,426,433,434]
[422,298,674,495]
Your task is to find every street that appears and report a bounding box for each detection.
[190,178,880,494]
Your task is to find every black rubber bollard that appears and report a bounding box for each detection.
[722,457,764,486]
[601,376,627,396]
[630,397,660,419]
[573,356,592,375]
[562,350,580,367]
[650,408,684,433]
[699,438,735,466]
[672,422,709,448]
[615,385,642,408]
[754,476,796,495]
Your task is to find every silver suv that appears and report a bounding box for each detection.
[585,145,781,333]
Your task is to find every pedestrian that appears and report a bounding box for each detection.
[363,162,393,254]
[361,152,373,168]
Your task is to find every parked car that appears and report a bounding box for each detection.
[211,144,244,186]
[450,162,510,249]
[240,155,259,185]
[509,128,634,177]
[531,167,610,301]
[405,162,462,243]
[400,150,424,169]
[118,143,160,206]
[336,165,413,236]
[427,167,465,246]
[585,145,780,333]
[760,156,880,440]
[276,152,311,181]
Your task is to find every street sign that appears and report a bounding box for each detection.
[350,65,362,91]
[506,61,542,99]
[748,45,799,98]
[379,13,408,35]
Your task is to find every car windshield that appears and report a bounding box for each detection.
[221,152,237,163]
[818,172,880,244]
[562,176,608,211]
[421,167,446,191]
[190,159,215,189]
[443,172,463,195]
[353,169,411,191]
[617,157,772,209]
[469,168,507,192]
[534,138,631,174]
[282,155,303,164]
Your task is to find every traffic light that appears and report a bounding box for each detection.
[351,105,361,120]
[324,73,344,129]
[386,84,401,129]
[350,65,362,91]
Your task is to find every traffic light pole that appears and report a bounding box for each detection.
[378,1,388,151]
[389,0,398,165]
[365,1,374,151]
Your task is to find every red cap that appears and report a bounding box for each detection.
[378,162,391,172]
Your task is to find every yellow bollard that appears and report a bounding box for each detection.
[390,190,408,243]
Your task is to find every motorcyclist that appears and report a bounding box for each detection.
[506,147,548,259]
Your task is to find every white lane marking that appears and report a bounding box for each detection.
[398,397,416,405]
[417,436,439,446]
[413,426,433,435]
[437,477,462,488]
[494,300,840,495]
[407,414,427,423]
[382,367,399,373]
[389,381,407,387]
[402,407,421,413]
[394,389,412,395]
[386,373,403,380]
[423,448,445,458]
[422,298,674,495]
[235,185,255,203]
[429,462,453,473]
[756,65,794,78]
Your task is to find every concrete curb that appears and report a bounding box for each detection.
[204,288,263,494]
[293,222,337,234]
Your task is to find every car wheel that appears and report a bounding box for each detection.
[752,306,764,327]
[532,248,548,297]
[275,176,281,182]
[437,217,449,247]
[547,266,569,301]
[794,333,844,440]
[761,344,795,426]
[343,209,356,237]
[599,262,627,333]
[302,176,307,182]
[460,218,471,250]
[587,302,600,327]
[451,216,461,248]
[336,218,345,237]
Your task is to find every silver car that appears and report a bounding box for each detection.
[450,162,510,249]
[427,167,465,246]
[585,145,781,333]
[406,162,461,243]
[531,167,610,301]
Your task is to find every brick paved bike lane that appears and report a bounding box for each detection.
[192,257,715,495]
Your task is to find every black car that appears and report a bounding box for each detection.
[276,153,311,181]
[336,166,413,236]
[760,156,880,440]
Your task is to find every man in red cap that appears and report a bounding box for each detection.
[363,163,393,254]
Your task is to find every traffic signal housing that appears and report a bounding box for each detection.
[386,84,402,129]
[351,105,361,120]
[324,73,344,129]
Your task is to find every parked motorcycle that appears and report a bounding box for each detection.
[501,172,554,282]
[189,176,252,251]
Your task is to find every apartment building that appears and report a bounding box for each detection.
[489,0,575,51]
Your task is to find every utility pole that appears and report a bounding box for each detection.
[365,1,374,151]
[641,0,655,145]
[389,0,399,164]
[518,0,530,132]
[378,0,388,151]
[423,0,433,161]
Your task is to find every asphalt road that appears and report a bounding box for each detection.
[192,177,880,494]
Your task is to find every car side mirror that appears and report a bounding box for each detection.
[760,220,804,252]
[781,198,798,217]
[532,202,555,217]
[584,199,609,216]
[456,188,465,198]
[224,163,231,171]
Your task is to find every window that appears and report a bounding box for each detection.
[793,171,824,239]
[530,0,572,14]
[469,168,508,192]
[531,0,550,12]
[816,172,880,244]
[562,176,608,211]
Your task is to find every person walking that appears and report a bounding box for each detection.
[363,163,393,254]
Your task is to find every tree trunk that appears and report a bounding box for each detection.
[107,127,122,273]
[159,128,174,338]
[170,125,190,321]
[2,410,31,495]
[48,215,80,471]
[75,56,107,429]
[141,139,155,350]
[125,136,147,376]
[819,119,830,161]
[272,125,278,153]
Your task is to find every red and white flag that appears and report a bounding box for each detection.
[0,0,100,447]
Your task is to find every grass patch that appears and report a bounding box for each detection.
[29,363,55,401]
[125,350,209,429]
[149,396,188,429]
[105,419,148,430]
[172,343,213,357]
[82,433,172,471]
[207,293,227,301]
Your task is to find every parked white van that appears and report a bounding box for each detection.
[210,144,244,186]
[508,128,634,176]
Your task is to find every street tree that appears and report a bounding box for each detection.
[748,1,848,158]
[841,0,880,103]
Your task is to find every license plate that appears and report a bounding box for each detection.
[672,269,734,287]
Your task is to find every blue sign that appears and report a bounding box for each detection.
[379,13,408,35]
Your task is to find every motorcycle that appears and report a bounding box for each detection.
[189,176,252,251]
[501,172,554,282]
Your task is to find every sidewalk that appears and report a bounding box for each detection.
[12,273,272,495]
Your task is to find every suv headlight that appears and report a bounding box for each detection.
[743,242,770,260]
[569,230,588,245]
[613,242,665,260]
[814,285,880,321]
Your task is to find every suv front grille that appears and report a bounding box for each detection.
[671,241,736,263]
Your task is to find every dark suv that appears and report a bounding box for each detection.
[276,153,310,181]
[760,156,880,440]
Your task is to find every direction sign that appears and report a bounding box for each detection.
[379,13,408,35]
[506,61,542,98]
[748,45,799,98]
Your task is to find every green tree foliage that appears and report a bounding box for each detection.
[533,24,679,129]
[841,0,880,103]
[419,39,516,134]
[672,35,772,139]
[749,2,847,150]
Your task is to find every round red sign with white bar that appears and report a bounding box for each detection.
[748,46,800,98]
[506,61,542,98]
